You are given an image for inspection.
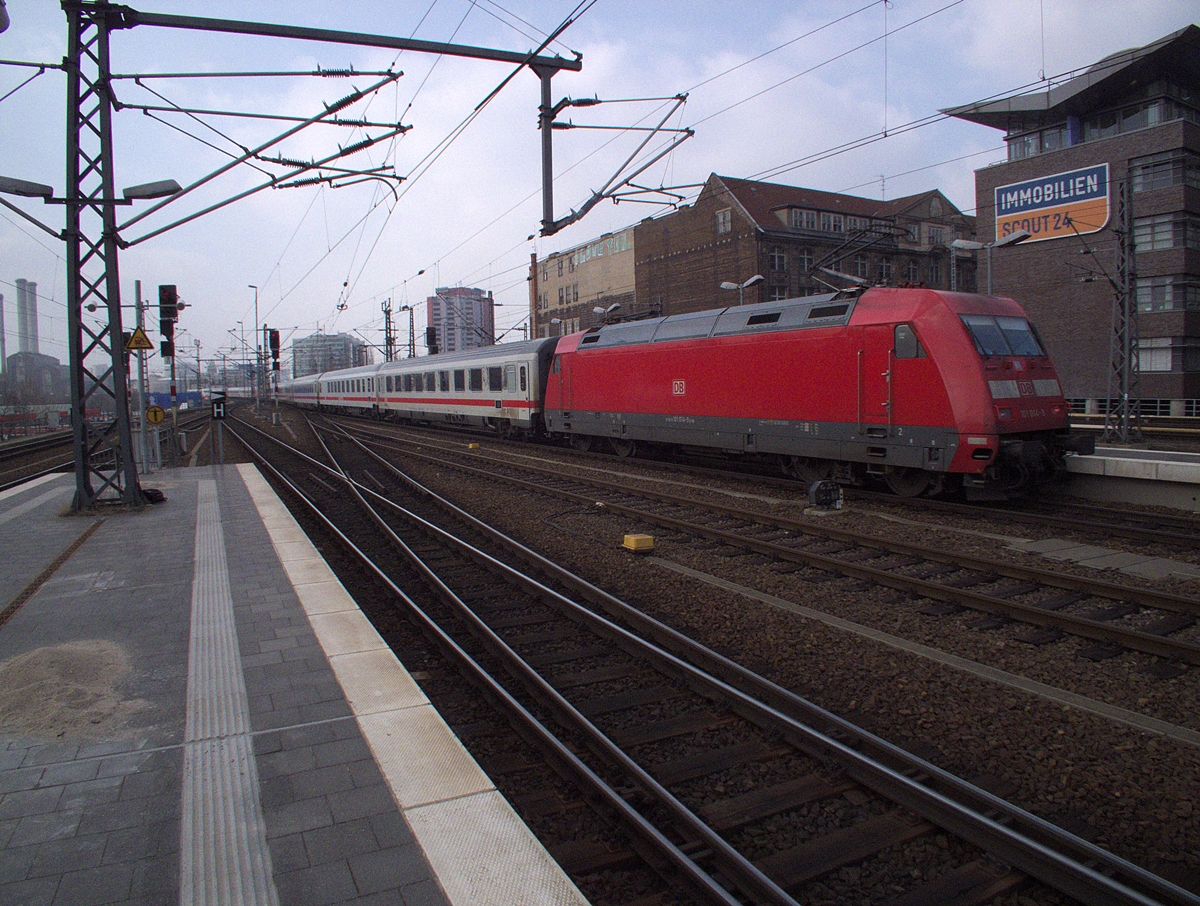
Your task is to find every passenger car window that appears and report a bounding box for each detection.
[440,371,450,392]
[454,370,466,391]
[488,367,503,392]
[469,369,483,391]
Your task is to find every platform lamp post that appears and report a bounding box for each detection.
[550,317,562,335]
[719,273,765,306]
[0,173,182,506]
[951,230,1031,295]
[249,285,261,414]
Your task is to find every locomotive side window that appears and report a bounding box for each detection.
[440,371,450,392]
[488,367,503,392]
[455,370,466,391]
[469,369,483,392]
[551,356,561,374]
[894,324,925,359]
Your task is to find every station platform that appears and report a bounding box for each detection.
[1066,446,1200,512]
[0,466,588,906]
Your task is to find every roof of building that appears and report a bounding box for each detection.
[942,25,1200,133]
[711,174,968,230]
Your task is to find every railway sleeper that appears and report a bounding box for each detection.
[882,860,1026,906]
[755,811,932,890]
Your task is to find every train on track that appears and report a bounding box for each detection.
[277,286,1094,498]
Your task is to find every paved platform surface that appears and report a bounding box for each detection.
[0,466,588,906]
[1066,446,1200,512]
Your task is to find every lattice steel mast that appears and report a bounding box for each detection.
[64,1,143,507]
[1102,177,1142,443]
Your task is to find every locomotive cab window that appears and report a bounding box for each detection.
[469,369,483,392]
[894,324,926,359]
[961,314,1046,357]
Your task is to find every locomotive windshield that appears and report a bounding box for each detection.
[960,314,1046,357]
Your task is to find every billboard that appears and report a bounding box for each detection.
[994,163,1109,243]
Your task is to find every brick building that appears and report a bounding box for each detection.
[632,174,976,318]
[948,25,1200,413]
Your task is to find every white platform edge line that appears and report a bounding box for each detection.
[0,472,67,505]
[235,463,591,906]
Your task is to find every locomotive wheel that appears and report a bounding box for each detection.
[884,467,943,498]
[571,435,594,453]
[784,456,834,483]
[611,438,636,458]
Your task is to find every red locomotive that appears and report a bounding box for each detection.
[542,287,1092,497]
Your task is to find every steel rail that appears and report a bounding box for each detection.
[347,425,1200,616]
[231,417,763,906]
[344,430,1200,664]
[324,419,1199,906]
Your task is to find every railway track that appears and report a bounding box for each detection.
[334,420,1200,671]
[230,411,1199,906]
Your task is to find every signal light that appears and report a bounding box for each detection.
[158,284,177,321]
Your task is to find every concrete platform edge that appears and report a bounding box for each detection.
[235,464,590,906]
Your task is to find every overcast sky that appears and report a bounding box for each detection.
[0,0,1195,371]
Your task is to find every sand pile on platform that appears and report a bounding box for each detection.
[0,640,149,739]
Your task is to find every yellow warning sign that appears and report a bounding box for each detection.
[126,326,154,351]
[146,405,166,425]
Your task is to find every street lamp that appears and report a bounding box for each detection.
[550,317,563,335]
[719,273,765,306]
[951,230,1031,294]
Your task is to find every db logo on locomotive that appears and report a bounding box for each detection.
[672,380,686,395]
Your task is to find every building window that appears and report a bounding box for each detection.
[716,208,732,234]
[1131,150,1200,192]
[568,255,575,273]
[880,257,893,282]
[819,212,844,233]
[1134,213,1200,252]
[906,260,920,283]
[791,208,817,230]
[853,255,869,279]
[572,284,579,302]
[1140,337,1173,372]
[926,226,945,246]
[768,246,787,271]
[928,260,942,284]
[1137,275,1200,311]
[797,247,813,272]
[768,285,790,301]
[557,259,564,277]
[541,266,548,281]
